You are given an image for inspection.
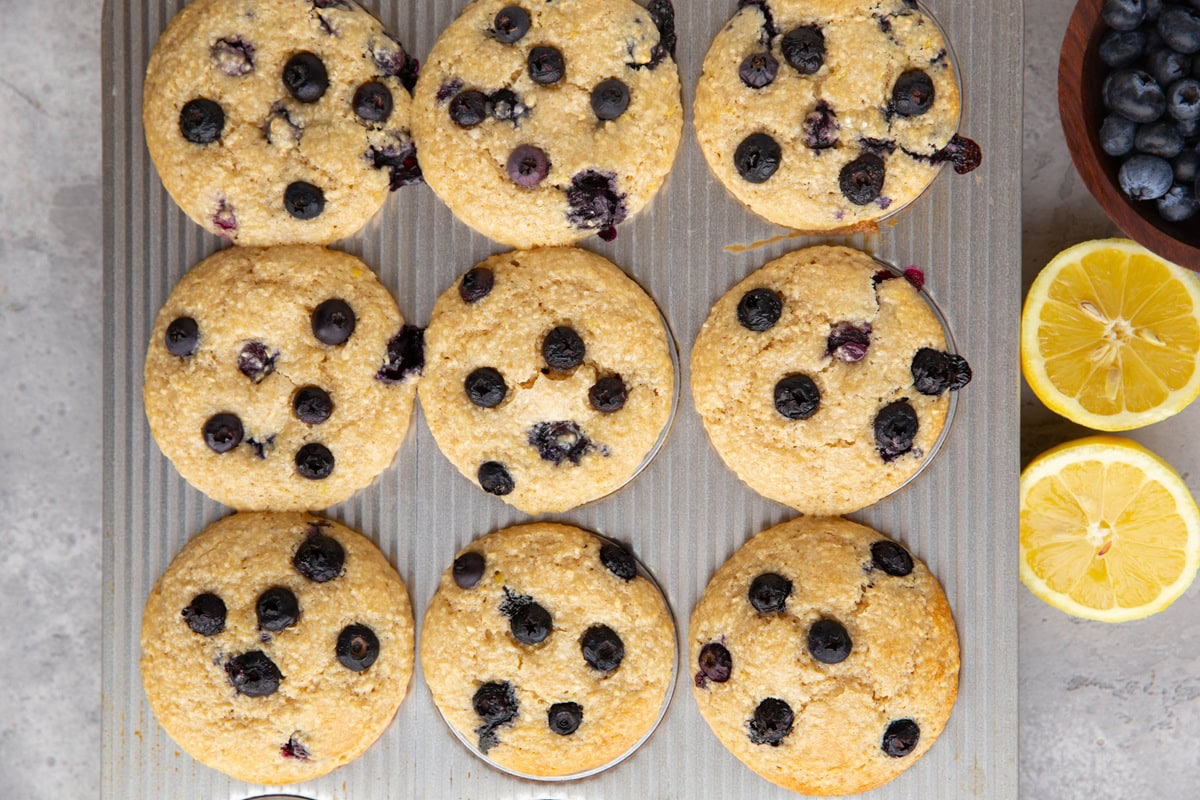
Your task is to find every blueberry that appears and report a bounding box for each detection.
[473,681,518,725]
[284,181,325,220]
[1158,183,1200,221]
[211,37,255,76]
[774,374,820,420]
[807,618,852,664]
[510,601,552,645]
[165,317,199,357]
[739,51,779,89]
[465,368,507,408]
[911,348,973,395]
[882,718,921,757]
[548,702,583,735]
[293,528,344,582]
[1102,0,1146,31]
[891,70,936,116]
[1136,120,1185,157]
[336,623,379,671]
[237,341,276,383]
[353,81,393,123]
[181,592,226,636]
[1100,113,1138,156]
[600,542,637,580]
[734,133,782,183]
[225,651,283,696]
[295,442,334,480]
[737,288,783,331]
[528,46,565,84]
[1174,149,1200,183]
[1177,117,1200,139]
[589,375,627,413]
[179,98,224,144]
[748,698,794,746]
[1146,50,1189,88]
[312,298,355,345]
[459,267,494,303]
[543,326,585,370]
[1119,153,1175,199]
[449,89,488,128]
[1104,70,1166,123]
[375,325,424,383]
[367,142,422,189]
[802,101,839,150]
[840,153,886,204]
[934,134,984,175]
[453,551,486,589]
[1145,0,1163,20]
[256,587,300,632]
[748,573,792,613]
[874,400,919,462]
[871,540,914,576]
[1159,8,1200,54]
[292,386,333,424]
[493,6,531,43]
[203,413,243,453]
[566,170,627,235]
[528,420,592,465]
[478,461,514,495]
[1099,28,1147,69]
[1169,79,1200,121]
[488,89,525,122]
[591,79,630,121]
[826,322,871,362]
[506,144,551,188]
[581,624,624,672]
[696,642,732,686]
[283,52,328,103]
[781,25,825,75]
[280,735,309,761]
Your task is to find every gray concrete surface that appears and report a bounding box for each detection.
[1,0,1198,798]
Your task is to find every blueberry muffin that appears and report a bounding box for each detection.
[690,515,959,796]
[411,0,683,247]
[691,245,970,514]
[144,245,422,510]
[420,247,675,514]
[421,523,675,777]
[140,512,415,784]
[694,0,981,232]
[143,0,419,245]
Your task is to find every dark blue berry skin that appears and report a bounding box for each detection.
[739,52,779,88]
[1157,183,1200,221]
[165,317,200,357]
[1099,28,1147,69]
[1176,117,1200,139]
[1168,79,1200,121]
[283,52,328,103]
[882,718,921,757]
[734,133,782,183]
[1119,154,1175,199]
[1145,0,1163,20]
[1159,8,1200,54]
[1100,114,1138,156]
[781,25,825,74]
[1103,0,1146,31]
[1174,149,1200,183]
[1135,121,1185,157]
[1104,70,1167,123]
[748,698,794,746]
[547,702,583,736]
[336,624,379,671]
[1146,50,1189,88]
[179,99,225,144]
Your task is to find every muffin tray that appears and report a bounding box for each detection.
[101,1,1022,798]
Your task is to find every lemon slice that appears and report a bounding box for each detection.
[1020,436,1200,622]
[1021,239,1200,431]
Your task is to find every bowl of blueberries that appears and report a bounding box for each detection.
[1060,0,1200,268]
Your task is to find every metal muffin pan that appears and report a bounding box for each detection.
[102,0,1021,798]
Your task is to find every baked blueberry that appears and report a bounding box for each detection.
[283,51,328,103]
[543,326,585,370]
[807,618,852,664]
[312,299,356,345]
[528,421,592,465]
[826,322,871,362]
[203,413,243,454]
[781,25,825,75]
[284,181,325,220]
[581,624,624,672]
[293,529,345,582]
[237,341,277,383]
[871,540,914,576]
[600,541,637,580]
[181,592,226,636]
[566,170,627,236]
[1100,113,1137,156]
[507,144,551,188]
[734,133,782,183]
[839,153,886,205]
[774,374,820,420]
[375,325,425,384]
[748,697,794,746]
[934,134,984,175]
[493,6,531,44]
[336,623,379,671]
[453,551,486,589]
[488,89,526,122]
[592,79,630,121]
[225,651,283,696]
[589,375,627,413]
[739,52,779,89]
[874,400,919,462]
[465,367,508,408]
[478,461,515,495]
[737,288,783,331]
[449,89,488,128]
[748,572,792,613]
[892,70,935,116]
[696,642,732,685]
[179,98,224,144]
[210,37,255,76]
[802,101,839,150]
[547,702,583,735]
[165,317,199,357]
[459,267,495,303]
[295,443,335,480]
[473,681,518,725]
[528,46,565,85]
[882,718,921,757]
[911,348,972,395]
[353,81,394,123]
[1119,154,1174,199]
[256,587,300,632]
[509,600,553,644]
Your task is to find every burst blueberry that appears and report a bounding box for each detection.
[237,341,276,383]
[803,102,839,150]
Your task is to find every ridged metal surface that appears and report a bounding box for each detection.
[102,1,1021,797]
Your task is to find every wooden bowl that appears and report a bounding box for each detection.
[1059,0,1200,270]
